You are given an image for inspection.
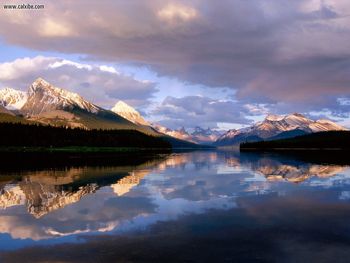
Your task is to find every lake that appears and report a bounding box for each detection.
[1,150,350,262]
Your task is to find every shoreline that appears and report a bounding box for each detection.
[240,147,350,151]
[0,146,214,153]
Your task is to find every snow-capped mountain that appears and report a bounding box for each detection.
[110,101,209,143]
[0,78,149,130]
[152,125,224,144]
[21,78,100,115]
[152,124,196,143]
[111,101,149,126]
[110,101,221,143]
[191,126,223,144]
[0,87,28,110]
[215,113,348,146]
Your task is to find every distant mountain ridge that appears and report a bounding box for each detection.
[215,113,348,146]
[152,125,223,144]
[109,101,223,144]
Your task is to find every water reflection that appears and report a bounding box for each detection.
[0,162,160,219]
[0,150,350,257]
[226,153,347,183]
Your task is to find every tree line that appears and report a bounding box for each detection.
[240,131,350,150]
[0,122,171,148]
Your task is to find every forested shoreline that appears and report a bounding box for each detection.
[0,122,171,148]
[240,131,350,151]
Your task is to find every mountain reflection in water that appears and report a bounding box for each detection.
[1,151,350,262]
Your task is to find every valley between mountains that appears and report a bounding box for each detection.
[0,78,348,149]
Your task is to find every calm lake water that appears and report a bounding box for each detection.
[1,150,350,262]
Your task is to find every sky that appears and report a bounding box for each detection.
[0,0,350,130]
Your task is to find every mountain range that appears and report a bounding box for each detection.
[0,78,214,148]
[0,78,347,147]
[0,78,220,145]
[151,125,224,144]
[215,113,347,146]
[0,78,141,130]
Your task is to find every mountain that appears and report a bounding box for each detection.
[0,87,27,110]
[152,125,223,144]
[110,101,214,145]
[152,124,196,143]
[191,126,223,144]
[17,78,147,130]
[108,101,211,147]
[111,101,149,126]
[109,101,220,144]
[0,78,203,148]
[21,78,99,115]
[215,113,348,146]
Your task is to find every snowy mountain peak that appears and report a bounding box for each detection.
[265,114,284,121]
[32,77,50,88]
[22,78,100,115]
[111,101,149,125]
[0,87,28,110]
[265,113,307,123]
[28,78,53,96]
[112,101,139,115]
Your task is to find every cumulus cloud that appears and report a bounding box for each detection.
[0,0,350,121]
[152,95,261,129]
[0,56,157,108]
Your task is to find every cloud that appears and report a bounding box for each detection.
[152,95,259,129]
[0,0,350,117]
[157,3,198,24]
[39,18,75,37]
[0,56,157,108]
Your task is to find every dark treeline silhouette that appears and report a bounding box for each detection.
[0,122,171,148]
[240,131,350,150]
